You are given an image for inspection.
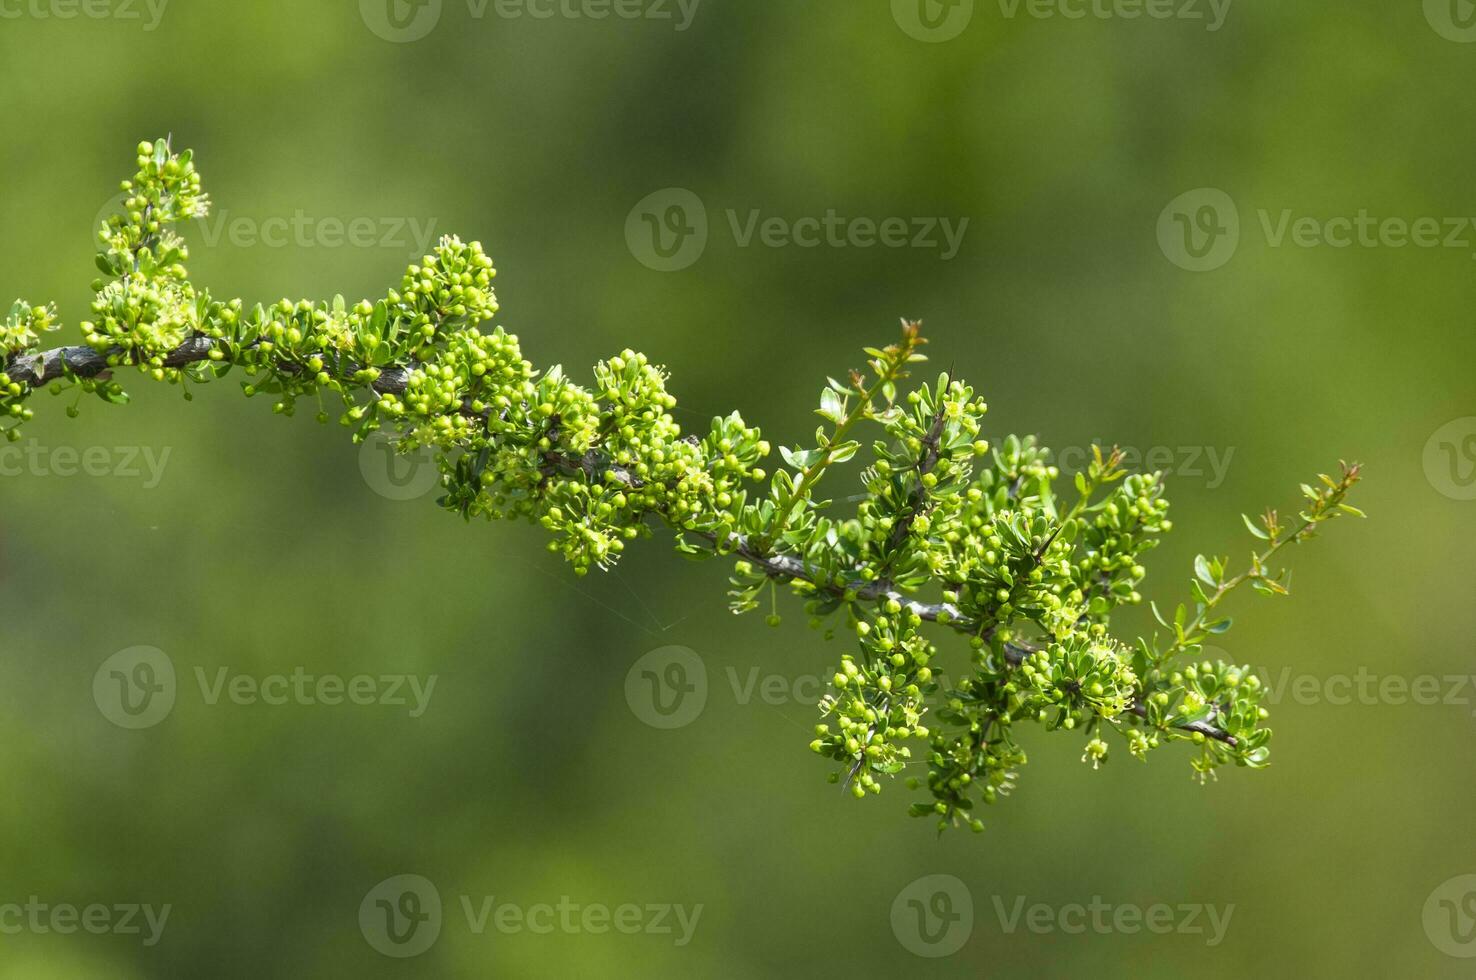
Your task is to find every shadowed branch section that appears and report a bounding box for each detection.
[0,138,1366,834]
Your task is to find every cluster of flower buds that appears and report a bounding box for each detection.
[721,330,1358,829]
[0,302,60,437]
[0,140,1363,833]
[811,606,936,798]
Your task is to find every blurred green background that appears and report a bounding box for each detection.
[2,1,1474,976]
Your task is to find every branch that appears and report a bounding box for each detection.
[12,339,1236,751]
[873,369,951,583]
[6,137,1364,832]
[706,531,1237,746]
[5,339,413,398]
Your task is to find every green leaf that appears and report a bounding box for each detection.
[828,441,860,464]
[1242,514,1269,540]
[780,446,823,471]
[818,387,844,423]
[1194,554,1216,586]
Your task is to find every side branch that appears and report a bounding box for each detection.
[5,339,414,398]
[708,532,1237,746]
